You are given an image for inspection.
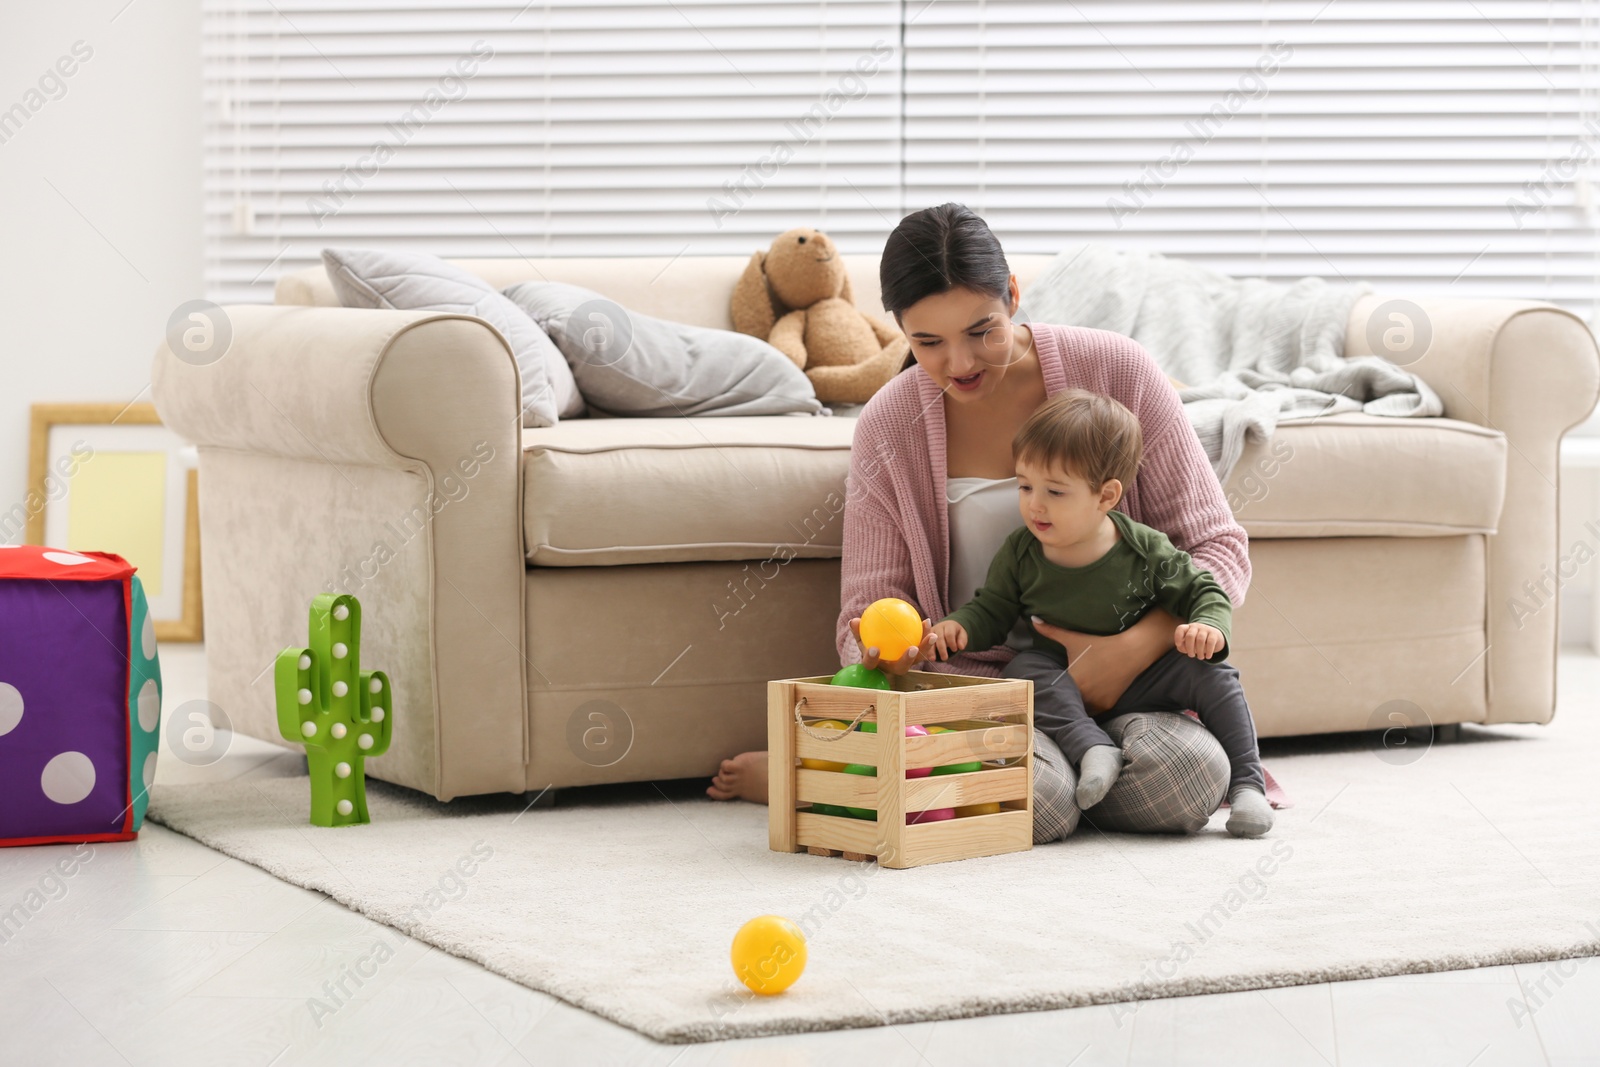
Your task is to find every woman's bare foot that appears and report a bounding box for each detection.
[706,750,770,803]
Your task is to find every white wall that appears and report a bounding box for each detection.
[0,0,203,542]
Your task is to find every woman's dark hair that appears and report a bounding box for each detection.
[879,203,1013,370]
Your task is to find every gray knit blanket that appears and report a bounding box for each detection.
[1018,243,1443,482]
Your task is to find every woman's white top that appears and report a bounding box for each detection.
[946,475,1035,652]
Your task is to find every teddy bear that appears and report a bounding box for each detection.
[730,227,909,405]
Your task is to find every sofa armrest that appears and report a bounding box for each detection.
[152,305,531,799]
[1345,294,1600,723]
[152,304,517,467]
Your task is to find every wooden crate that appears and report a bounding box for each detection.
[767,672,1033,869]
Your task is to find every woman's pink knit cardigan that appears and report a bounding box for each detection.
[836,322,1251,677]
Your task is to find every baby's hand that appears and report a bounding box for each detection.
[1175,622,1224,660]
[931,620,967,661]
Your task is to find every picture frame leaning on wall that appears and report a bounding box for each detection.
[23,402,202,642]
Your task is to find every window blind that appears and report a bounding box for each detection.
[904,0,1600,319]
[202,0,904,302]
[204,0,1600,323]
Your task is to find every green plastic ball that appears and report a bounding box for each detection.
[830,665,891,690]
[931,760,982,775]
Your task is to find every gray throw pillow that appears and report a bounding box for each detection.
[502,281,822,418]
[321,248,583,428]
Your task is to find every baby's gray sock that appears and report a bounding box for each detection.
[1074,745,1123,810]
[1226,786,1274,838]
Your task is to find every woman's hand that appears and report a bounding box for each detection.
[850,615,939,675]
[1029,608,1178,713]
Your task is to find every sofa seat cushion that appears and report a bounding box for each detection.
[522,415,856,566]
[1224,413,1507,538]
[522,411,1507,567]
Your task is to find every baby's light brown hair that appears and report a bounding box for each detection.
[1012,388,1143,494]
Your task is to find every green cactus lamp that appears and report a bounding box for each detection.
[274,593,392,827]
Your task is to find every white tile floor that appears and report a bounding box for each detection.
[5,646,1599,1066]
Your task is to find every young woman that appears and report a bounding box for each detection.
[708,203,1252,840]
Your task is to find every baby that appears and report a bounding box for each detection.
[932,389,1273,838]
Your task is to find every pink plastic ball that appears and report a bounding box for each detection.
[905,724,932,778]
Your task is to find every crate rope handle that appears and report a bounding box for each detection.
[792,696,875,740]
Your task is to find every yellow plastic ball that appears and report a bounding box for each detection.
[731,915,807,995]
[799,720,850,772]
[955,802,1003,817]
[859,597,923,664]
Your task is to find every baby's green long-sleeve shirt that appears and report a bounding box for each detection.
[941,509,1234,665]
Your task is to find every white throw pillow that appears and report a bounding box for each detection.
[321,248,583,427]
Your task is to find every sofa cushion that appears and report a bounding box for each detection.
[1223,413,1506,537]
[522,415,857,566]
[321,248,583,428]
[522,411,1508,567]
[503,280,822,418]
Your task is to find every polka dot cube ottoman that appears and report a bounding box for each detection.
[0,546,160,847]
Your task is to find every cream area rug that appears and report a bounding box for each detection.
[149,712,1600,1043]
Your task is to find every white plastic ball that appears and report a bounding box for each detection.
[297,688,312,705]
[331,723,347,739]
[298,654,311,670]
[301,721,317,738]
[358,734,373,750]
[336,799,353,815]
[371,708,385,723]
[333,604,349,621]
[369,678,382,693]
[333,642,347,659]
[333,681,348,698]
[335,762,351,778]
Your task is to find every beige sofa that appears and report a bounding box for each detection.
[150,255,1600,801]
